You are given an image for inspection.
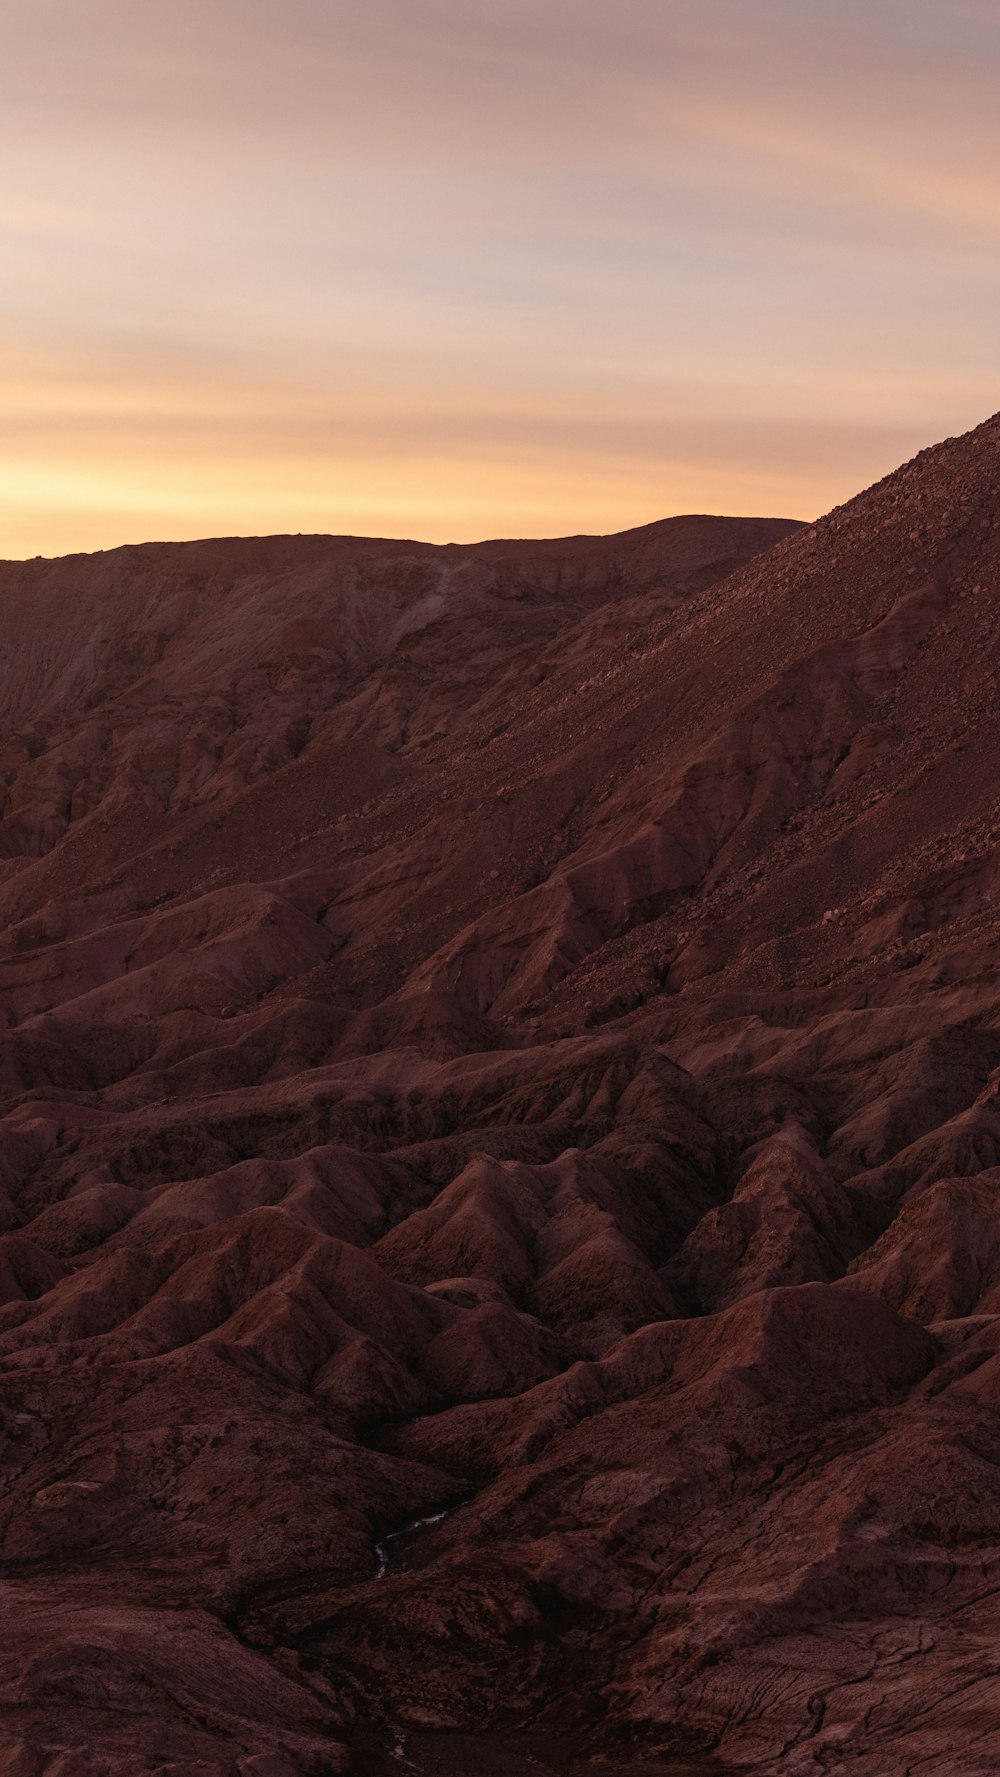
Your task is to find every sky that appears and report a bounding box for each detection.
[3,0,1000,556]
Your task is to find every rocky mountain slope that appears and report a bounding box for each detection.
[1,417,1000,1775]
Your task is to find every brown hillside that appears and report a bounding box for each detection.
[0,421,999,1775]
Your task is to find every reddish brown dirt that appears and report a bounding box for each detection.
[1,421,1000,1775]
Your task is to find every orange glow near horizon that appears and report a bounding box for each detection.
[3,1,1000,557]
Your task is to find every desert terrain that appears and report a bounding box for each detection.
[1,416,1000,1773]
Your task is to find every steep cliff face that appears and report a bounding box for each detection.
[1,420,1000,1776]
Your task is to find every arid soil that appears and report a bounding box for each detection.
[2,417,1000,1775]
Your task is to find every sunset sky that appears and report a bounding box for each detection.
[4,0,1000,557]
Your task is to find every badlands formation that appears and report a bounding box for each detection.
[1,415,1000,1775]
